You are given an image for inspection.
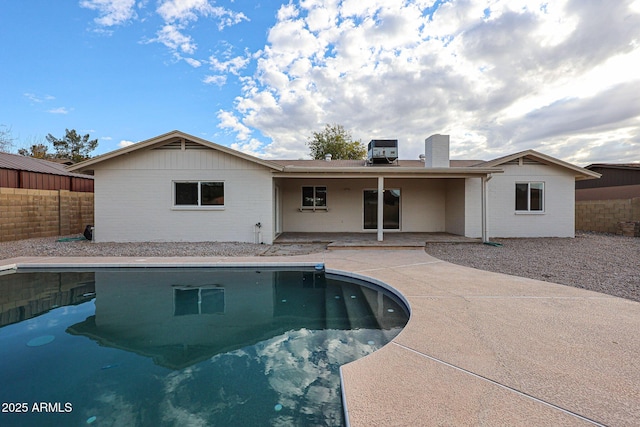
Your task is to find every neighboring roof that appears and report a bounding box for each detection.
[67,130,285,174]
[478,149,601,181]
[0,151,93,179]
[584,163,640,171]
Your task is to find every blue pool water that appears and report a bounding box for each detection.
[0,268,408,427]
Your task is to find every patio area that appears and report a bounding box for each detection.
[274,232,481,249]
[1,250,638,426]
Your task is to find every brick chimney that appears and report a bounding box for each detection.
[424,134,450,168]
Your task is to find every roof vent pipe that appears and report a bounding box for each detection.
[325,153,332,162]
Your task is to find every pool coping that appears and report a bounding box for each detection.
[1,251,639,426]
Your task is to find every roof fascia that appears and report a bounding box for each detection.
[273,166,503,178]
[67,130,283,173]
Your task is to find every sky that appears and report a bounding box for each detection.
[1,0,639,165]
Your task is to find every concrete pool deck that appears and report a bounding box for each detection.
[2,250,639,426]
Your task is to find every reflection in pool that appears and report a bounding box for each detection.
[0,268,408,426]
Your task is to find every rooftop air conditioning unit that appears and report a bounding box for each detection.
[367,139,398,164]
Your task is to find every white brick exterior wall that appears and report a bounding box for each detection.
[464,178,482,238]
[93,147,274,243]
[485,162,576,238]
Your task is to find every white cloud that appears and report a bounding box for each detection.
[230,138,265,157]
[47,107,70,114]
[156,0,248,29]
[80,0,137,26]
[222,0,640,164]
[118,139,136,148]
[217,110,252,141]
[209,55,250,75]
[24,93,55,103]
[210,6,249,31]
[183,57,203,68]
[156,0,213,23]
[150,24,197,54]
[203,75,226,86]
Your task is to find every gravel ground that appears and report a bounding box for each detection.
[1,232,638,302]
[425,232,640,302]
[0,236,325,259]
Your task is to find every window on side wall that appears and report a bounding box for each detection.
[174,181,224,207]
[515,182,544,212]
[301,186,327,210]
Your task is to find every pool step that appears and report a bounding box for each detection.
[325,282,350,330]
[340,283,380,330]
[359,287,406,330]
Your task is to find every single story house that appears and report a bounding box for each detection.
[67,130,599,244]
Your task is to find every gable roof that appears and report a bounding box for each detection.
[478,150,601,181]
[67,130,284,174]
[0,151,92,179]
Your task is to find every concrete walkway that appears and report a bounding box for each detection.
[2,250,638,426]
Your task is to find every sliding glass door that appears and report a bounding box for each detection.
[363,189,400,230]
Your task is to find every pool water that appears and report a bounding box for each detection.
[0,268,408,427]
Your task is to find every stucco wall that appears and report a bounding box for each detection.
[486,163,576,237]
[278,178,449,233]
[93,147,274,243]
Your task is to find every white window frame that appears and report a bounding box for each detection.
[300,186,328,211]
[173,180,225,210]
[515,182,544,213]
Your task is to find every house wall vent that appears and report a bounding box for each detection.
[367,140,398,164]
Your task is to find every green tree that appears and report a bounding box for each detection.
[18,143,51,159]
[307,124,366,160]
[46,129,98,163]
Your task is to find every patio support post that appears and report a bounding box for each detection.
[377,176,384,241]
[481,175,490,242]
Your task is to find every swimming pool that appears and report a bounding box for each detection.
[0,267,408,426]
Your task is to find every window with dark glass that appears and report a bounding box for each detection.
[175,181,224,207]
[201,182,224,206]
[515,182,544,212]
[301,186,327,208]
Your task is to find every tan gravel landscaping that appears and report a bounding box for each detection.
[425,231,640,303]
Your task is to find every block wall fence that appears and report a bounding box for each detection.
[0,188,94,242]
[575,197,640,234]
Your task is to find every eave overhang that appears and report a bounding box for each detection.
[273,166,504,179]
